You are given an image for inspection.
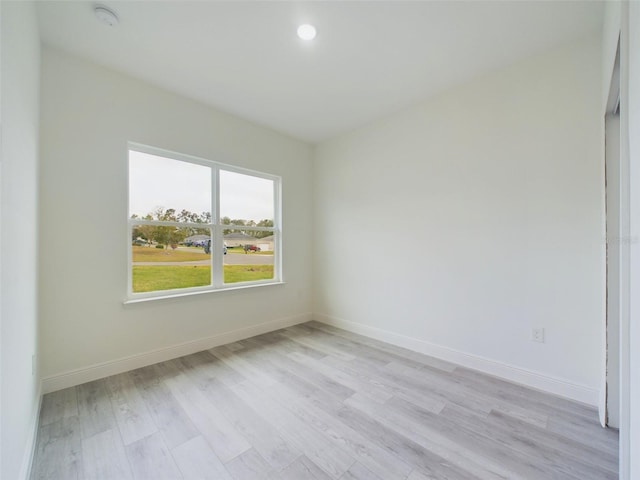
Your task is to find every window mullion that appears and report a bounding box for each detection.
[211,167,223,287]
[274,175,282,282]
[127,224,133,297]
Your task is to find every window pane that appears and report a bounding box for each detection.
[129,150,211,221]
[128,146,280,296]
[131,225,211,293]
[223,230,274,284]
[220,170,274,228]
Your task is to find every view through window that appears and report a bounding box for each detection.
[128,146,280,298]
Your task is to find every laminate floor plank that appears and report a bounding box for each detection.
[452,366,598,421]
[31,321,618,480]
[81,428,133,480]
[125,431,182,480]
[546,411,619,456]
[486,409,617,473]
[275,375,480,480]
[381,395,544,480]
[249,331,328,360]
[286,350,393,404]
[171,352,222,387]
[176,350,246,387]
[210,344,277,388]
[231,380,356,479]
[253,343,356,401]
[408,470,438,480]
[153,358,185,382]
[224,448,275,480]
[277,326,390,368]
[171,435,233,480]
[198,376,301,470]
[225,341,246,352]
[382,361,495,413]
[339,462,385,480]
[31,416,83,480]
[328,355,488,416]
[345,393,515,480]
[40,387,79,427]
[222,342,321,399]
[438,403,616,480]
[281,327,357,361]
[76,379,118,439]
[264,381,413,480]
[322,354,449,414]
[384,360,549,427]
[164,372,251,463]
[130,365,200,450]
[273,455,332,480]
[306,321,458,373]
[387,393,595,480]
[105,372,158,446]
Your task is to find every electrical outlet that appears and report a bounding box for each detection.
[532,328,545,343]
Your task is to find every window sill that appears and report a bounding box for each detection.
[123,281,286,305]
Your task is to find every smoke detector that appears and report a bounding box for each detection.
[95,6,119,27]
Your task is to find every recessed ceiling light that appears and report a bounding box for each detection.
[297,24,317,41]
[95,6,119,27]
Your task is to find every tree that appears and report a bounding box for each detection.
[200,211,211,224]
[177,209,199,224]
[221,216,233,235]
[130,213,155,246]
[249,219,274,239]
[131,214,141,242]
[175,209,211,235]
[135,207,275,247]
[149,208,188,249]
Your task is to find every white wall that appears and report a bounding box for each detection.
[39,48,313,388]
[0,2,41,479]
[314,35,604,405]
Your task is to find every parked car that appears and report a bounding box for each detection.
[204,240,227,255]
[243,244,261,252]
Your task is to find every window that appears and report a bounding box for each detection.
[128,144,281,300]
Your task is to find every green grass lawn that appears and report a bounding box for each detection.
[133,265,210,292]
[224,264,274,284]
[132,246,209,263]
[132,265,274,292]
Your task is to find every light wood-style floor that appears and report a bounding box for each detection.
[31,321,618,480]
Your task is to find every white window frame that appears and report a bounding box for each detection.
[126,142,282,302]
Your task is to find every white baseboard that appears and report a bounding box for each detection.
[19,382,42,480]
[41,313,311,394]
[314,313,600,407]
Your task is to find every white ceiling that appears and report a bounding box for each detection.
[37,1,604,143]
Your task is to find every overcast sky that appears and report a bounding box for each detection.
[129,150,274,222]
